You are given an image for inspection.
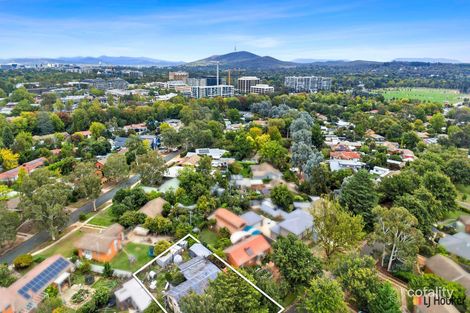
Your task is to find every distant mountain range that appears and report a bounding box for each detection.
[393,58,462,64]
[185,51,297,69]
[0,52,465,69]
[0,56,184,66]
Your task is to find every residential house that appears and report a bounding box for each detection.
[0,157,47,183]
[439,232,470,261]
[115,278,152,312]
[250,162,282,180]
[329,151,361,161]
[75,223,124,262]
[165,256,220,313]
[240,211,263,228]
[329,159,365,172]
[138,197,168,218]
[124,123,148,134]
[212,208,246,234]
[191,148,228,159]
[225,235,271,267]
[0,255,73,313]
[365,129,385,142]
[400,149,416,161]
[425,254,470,296]
[270,209,315,241]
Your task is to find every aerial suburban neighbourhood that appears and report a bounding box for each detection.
[0,1,470,313]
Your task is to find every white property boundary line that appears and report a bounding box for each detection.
[133,233,285,313]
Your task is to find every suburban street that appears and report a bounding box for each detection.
[0,151,179,264]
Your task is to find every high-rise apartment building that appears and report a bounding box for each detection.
[237,76,260,93]
[284,76,332,92]
[191,85,234,98]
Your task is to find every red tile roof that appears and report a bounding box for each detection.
[225,235,271,267]
[214,208,246,230]
[0,157,47,181]
[330,151,361,160]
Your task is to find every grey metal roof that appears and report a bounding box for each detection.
[240,211,263,226]
[166,257,220,301]
[275,209,314,236]
[440,232,470,260]
[189,243,212,258]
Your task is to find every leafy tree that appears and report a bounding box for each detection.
[312,199,365,258]
[272,234,322,286]
[1,126,14,148]
[299,277,348,313]
[208,269,264,313]
[103,153,129,182]
[311,123,324,149]
[160,127,181,150]
[179,292,217,313]
[291,142,312,170]
[395,187,441,237]
[367,282,401,313]
[259,140,288,169]
[125,135,149,164]
[18,167,56,200]
[70,162,101,211]
[0,264,15,287]
[372,206,424,271]
[401,131,421,150]
[0,148,19,170]
[119,211,146,227]
[333,253,379,310]
[429,112,446,133]
[144,216,172,234]
[422,171,457,213]
[133,150,166,186]
[339,170,378,227]
[154,240,172,256]
[89,121,106,139]
[0,206,20,246]
[444,158,470,185]
[378,171,421,203]
[226,108,241,123]
[270,184,294,211]
[24,182,71,240]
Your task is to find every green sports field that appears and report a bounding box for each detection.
[377,88,470,104]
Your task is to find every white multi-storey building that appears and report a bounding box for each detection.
[250,84,274,94]
[237,76,260,93]
[191,85,234,98]
[284,76,332,92]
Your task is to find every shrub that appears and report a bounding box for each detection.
[79,261,91,274]
[93,286,110,307]
[79,213,88,221]
[33,255,46,263]
[45,285,59,298]
[103,262,113,278]
[71,289,90,304]
[13,254,33,269]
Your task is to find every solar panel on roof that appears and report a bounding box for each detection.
[17,257,69,299]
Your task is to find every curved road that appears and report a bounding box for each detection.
[0,151,179,264]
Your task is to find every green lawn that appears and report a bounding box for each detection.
[377,88,470,104]
[456,184,470,203]
[87,208,116,227]
[199,229,219,246]
[110,243,153,272]
[36,230,87,259]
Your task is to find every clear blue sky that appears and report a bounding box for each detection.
[0,0,469,62]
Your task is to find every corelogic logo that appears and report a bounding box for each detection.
[408,287,465,308]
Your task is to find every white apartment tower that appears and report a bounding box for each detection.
[284,76,332,92]
[237,76,261,93]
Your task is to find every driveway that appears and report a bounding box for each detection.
[0,151,180,264]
